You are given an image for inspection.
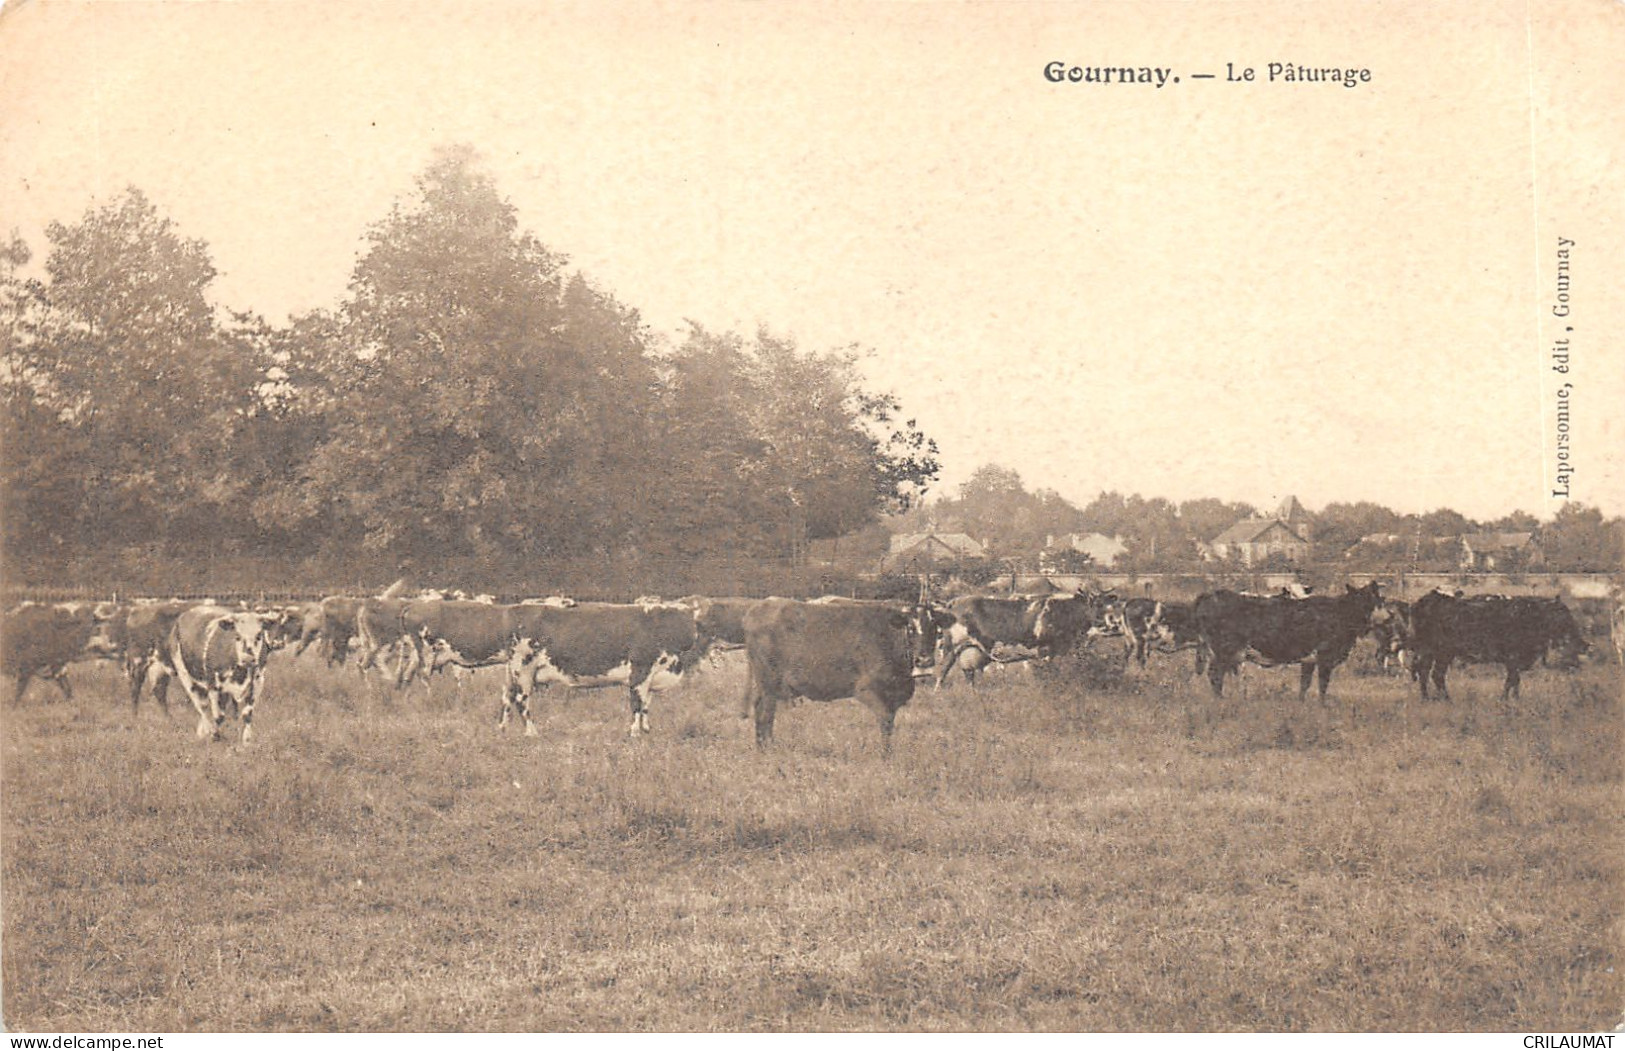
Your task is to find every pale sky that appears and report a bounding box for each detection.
[2,0,1621,523]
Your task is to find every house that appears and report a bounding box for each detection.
[1041,532,1128,571]
[1206,494,1314,566]
[1208,518,1312,566]
[882,531,986,571]
[1459,532,1542,571]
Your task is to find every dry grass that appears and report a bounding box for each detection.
[2,646,1621,1032]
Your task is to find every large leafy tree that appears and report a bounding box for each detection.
[2,190,262,569]
[295,146,662,567]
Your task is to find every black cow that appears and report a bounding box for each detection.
[743,597,935,751]
[1194,582,1385,699]
[2,601,121,702]
[1409,592,1587,700]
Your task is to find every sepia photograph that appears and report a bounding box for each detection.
[1,0,1622,1035]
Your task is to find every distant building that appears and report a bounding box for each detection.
[1041,532,1128,570]
[1208,518,1312,566]
[882,530,986,571]
[1460,532,1543,571]
[1206,494,1314,565]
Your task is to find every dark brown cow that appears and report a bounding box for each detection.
[166,605,279,742]
[743,597,937,752]
[1194,583,1385,699]
[1409,592,1587,700]
[1,601,121,702]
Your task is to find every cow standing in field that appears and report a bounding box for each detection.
[166,605,279,742]
[1,601,122,702]
[743,597,936,752]
[935,591,1102,688]
[502,601,704,737]
[1408,591,1587,701]
[1193,582,1385,699]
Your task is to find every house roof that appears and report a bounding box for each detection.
[1211,518,1309,546]
[888,532,983,557]
[1461,532,1536,551]
[1276,495,1311,522]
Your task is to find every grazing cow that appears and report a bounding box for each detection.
[1,601,121,702]
[742,597,934,751]
[1409,592,1587,700]
[1194,582,1385,699]
[495,601,704,737]
[166,605,279,741]
[935,591,1103,687]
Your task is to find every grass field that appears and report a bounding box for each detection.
[3,645,1621,1032]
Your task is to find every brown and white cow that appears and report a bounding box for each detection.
[742,597,938,752]
[502,601,703,738]
[166,605,279,742]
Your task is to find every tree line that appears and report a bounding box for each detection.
[901,464,1622,573]
[1,147,939,592]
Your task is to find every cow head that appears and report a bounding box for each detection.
[905,604,955,670]
[1542,600,1587,668]
[1343,581,1385,627]
[214,613,274,671]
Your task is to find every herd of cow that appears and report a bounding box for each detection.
[1,580,1616,750]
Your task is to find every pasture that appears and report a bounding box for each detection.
[3,645,1621,1032]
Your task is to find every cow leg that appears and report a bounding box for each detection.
[501,674,539,737]
[183,681,219,740]
[627,680,651,738]
[1206,652,1229,697]
[46,667,74,702]
[1430,659,1450,700]
[855,688,899,756]
[239,692,256,744]
[1502,663,1522,702]
[752,683,778,748]
[12,669,34,704]
[1317,660,1334,699]
[1297,662,1315,700]
[150,665,172,713]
